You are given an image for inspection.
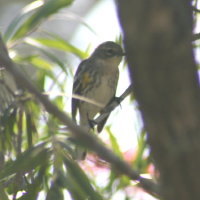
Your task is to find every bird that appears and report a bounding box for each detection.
[72,41,125,160]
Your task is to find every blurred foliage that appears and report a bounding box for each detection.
[2,0,194,199]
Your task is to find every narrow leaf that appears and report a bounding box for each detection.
[25,35,87,59]
[6,0,74,43]
[3,0,44,42]
[107,127,123,158]
[0,143,48,180]
[63,156,103,200]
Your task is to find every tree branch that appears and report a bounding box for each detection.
[0,35,159,196]
[94,85,132,126]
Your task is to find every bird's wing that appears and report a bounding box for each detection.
[72,59,93,121]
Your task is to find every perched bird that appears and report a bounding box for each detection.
[72,41,125,160]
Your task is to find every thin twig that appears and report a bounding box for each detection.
[192,32,200,41]
[0,35,160,196]
[192,5,200,13]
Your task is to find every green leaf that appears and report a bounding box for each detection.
[15,54,65,91]
[5,0,74,43]
[107,127,123,158]
[36,68,46,90]
[0,186,9,200]
[0,107,17,152]
[46,181,64,200]
[17,39,69,75]
[46,186,64,200]
[63,156,103,200]
[3,0,44,42]
[104,170,118,193]
[0,143,49,180]
[42,69,65,92]
[17,165,47,200]
[118,175,130,190]
[133,130,148,171]
[63,176,86,200]
[15,55,53,70]
[53,96,64,110]
[38,48,68,75]
[29,56,53,70]
[25,34,87,59]
[26,111,34,148]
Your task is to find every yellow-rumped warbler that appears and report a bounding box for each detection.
[72,41,125,160]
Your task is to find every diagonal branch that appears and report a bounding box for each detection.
[0,35,160,196]
[94,85,132,126]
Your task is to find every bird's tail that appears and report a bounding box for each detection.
[74,119,90,160]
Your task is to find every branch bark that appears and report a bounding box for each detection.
[117,1,200,199]
[94,85,132,126]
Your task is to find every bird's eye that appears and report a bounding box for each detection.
[105,48,115,56]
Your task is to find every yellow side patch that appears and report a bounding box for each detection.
[82,72,92,87]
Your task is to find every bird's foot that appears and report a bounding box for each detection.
[88,119,97,130]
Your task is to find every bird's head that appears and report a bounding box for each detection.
[91,41,125,68]
[92,41,125,59]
